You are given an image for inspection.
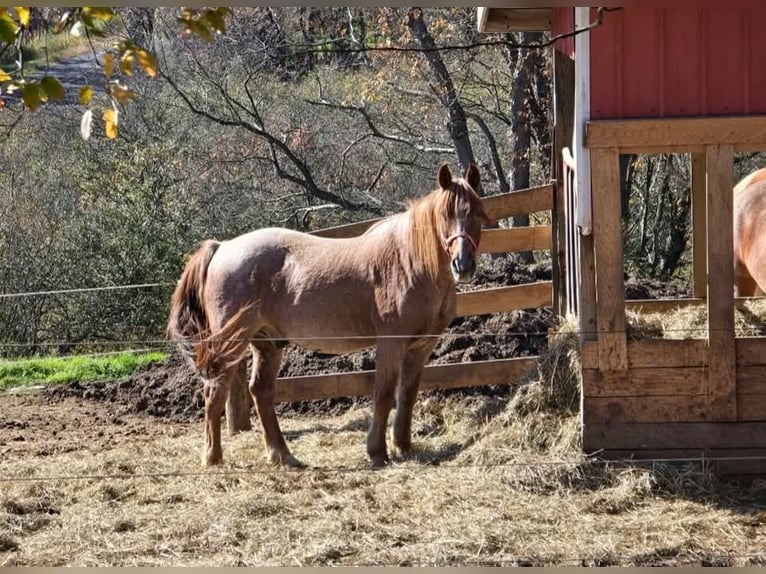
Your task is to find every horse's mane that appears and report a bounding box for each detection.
[406,177,483,280]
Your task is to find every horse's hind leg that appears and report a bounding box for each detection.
[249,343,303,468]
[203,368,237,465]
[393,338,437,457]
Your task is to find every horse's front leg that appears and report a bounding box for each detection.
[393,338,438,457]
[249,343,304,468]
[367,340,406,468]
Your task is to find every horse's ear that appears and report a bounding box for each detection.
[437,163,452,190]
[464,162,481,193]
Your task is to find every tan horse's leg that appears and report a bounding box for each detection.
[367,340,407,468]
[249,343,304,468]
[202,373,232,466]
[393,339,437,457]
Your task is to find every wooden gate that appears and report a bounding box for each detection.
[273,185,555,403]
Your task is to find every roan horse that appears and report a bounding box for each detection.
[734,167,766,297]
[167,163,492,468]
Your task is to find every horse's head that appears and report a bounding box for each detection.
[437,162,494,284]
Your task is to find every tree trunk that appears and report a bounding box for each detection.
[407,8,475,173]
[507,32,543,264]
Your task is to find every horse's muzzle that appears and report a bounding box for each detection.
[451,255,476,284]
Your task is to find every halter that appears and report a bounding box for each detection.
[444,231,478,253]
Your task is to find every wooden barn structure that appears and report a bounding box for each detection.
[479,3,766,473]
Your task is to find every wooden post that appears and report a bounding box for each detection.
[705,144,737,421]
[554,49,575,317]
[591,147,627,371]
[691,152,707,299]
[226,361,252,434]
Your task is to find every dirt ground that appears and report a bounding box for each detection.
[2,258,765,566]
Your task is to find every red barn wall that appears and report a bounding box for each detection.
[552,7,574,58]
[554,6,766,119]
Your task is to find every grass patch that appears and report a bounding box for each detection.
[0,351,167,390]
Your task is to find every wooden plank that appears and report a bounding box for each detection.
[480,226,551,254]
[736,367,766,394]
[455,281,552,317]
[591,147,627,371]
[274,356,537,403]
[625,297,705,314]
[581,339,708,370]
[737,392,766,421]
[553,50,575,317]
[736,337,766,367]
[479,8,552,33]
[481,185,553,220]
[582,366,707,397]
[586,116,766,150]
[583,395,711,424]
[579,233,597,341]
[312,219,375,239]
[582,421,766,451]
[313,185,554,239]
[691,152,708,299]
[624,296,760,315]
[620,145,707,155]
[706,144,736,420]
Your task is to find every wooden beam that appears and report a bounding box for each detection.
[584,395,711,424]
[312,219,373,239]
[478,8,552,32]
[737,337,766,367]
[455,281,552,317]
[591,147,627,371]
[706,144,737,421]
[480,225,551,254]
[481,184,554,220]
[625,297,705,314]
[275,356,538,403]
[582,366,707,398]
[581,339,708,370]
[583,421,766,451]
[312,185,554,239]
[691,152,708,299]
[579,233,597,341]
[586,116,766,151]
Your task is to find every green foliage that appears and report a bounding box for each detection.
[0,351,167,389]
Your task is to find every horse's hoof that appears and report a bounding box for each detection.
[370,454,390,469]
[205,454,223,466]
[268,450,306,469]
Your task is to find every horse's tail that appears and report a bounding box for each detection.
[167,240,251,378]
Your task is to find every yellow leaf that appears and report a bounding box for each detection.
[102,52,114,79]
[0,70,11,82]
[78,85,93,105]
[120,51,134,76]
[20,82,41,111]
[14,7,30,27]
[82,7,114,20]
[103,107,118,139]
[109,82,135,104]
[40,75,64,101]
[135,48,157,78]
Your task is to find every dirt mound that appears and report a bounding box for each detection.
[42,255,555,420]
